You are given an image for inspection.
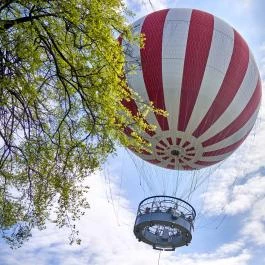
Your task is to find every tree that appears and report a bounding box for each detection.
[0,0,157,247]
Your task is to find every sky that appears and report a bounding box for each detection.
[1,1,265,264]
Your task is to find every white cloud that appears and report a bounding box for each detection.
[224,175,265,215]
[241,197,265,246]
[0,172,255,265]
[237,0,253,8]
[216,240,245,255]
[201,91,265,217]
[258,44,265,79]
[172,251,251,265]
[0,1,264,264]
[196,51,265,248]
[124,0,176,21]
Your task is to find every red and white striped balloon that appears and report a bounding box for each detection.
[121,8,262,170]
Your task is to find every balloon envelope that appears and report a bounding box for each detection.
[121,8,261,170]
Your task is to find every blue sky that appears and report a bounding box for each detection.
[1,1,265,264]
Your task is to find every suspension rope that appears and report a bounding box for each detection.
[157,250,162,265]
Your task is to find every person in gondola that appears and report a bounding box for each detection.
[145,207,150,214]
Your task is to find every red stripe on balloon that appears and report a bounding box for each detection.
[193,30,250,138]
[124,126,133,136]
[186,147,195,152]
[141,9,169,131]
[156,145,165,151]
[121,98,138,116]
[117,35,123,45]
[120,36,156,137]
[203,132,250,156]
[183,165,194,170]
[121,98,155,137]
[148,159,160,164]
[144,126,156,137]
[119,35,137,116]
[182,141,190,148]
[195,160,221,166]
[167,137,173,145]
[167,164,175,169]
[140,149,152,155]
[186,153,195,157]
[202,78,261,147]
[178,10,214,132]
[119,35,139,137]
[159,140,168,148]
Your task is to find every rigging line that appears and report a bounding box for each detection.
[210,152,253,230]
[157,250,162,265]
[148,0,155,11]
[195,212,230,230]
[126,149,146,195]
[193,172,199,199]
[138,159,146,194]
[142,161,155,195]
[162,168,165,195]
[192,171,199,200]
[106,166,120,226]
[128,149,157,196]
[187,170,196,202]
[139,158,150,196]
[179,170,193,200]
[176,162,181,196]
[169,169,175,194]
[153,163,162,195]
[103,165,120,225]
[195,169,212,223]
[163,169,166,195]
[185,162,223,201]
[189,171,197,201]
[196,141,255,229]
[212,146,249,224]
[141,161,153,192]
[215,214,227,229]
[116,148,126,226]
[211,147,250,229]
[173,162,180,197]
[196,166,232,228]
[169,170,174,195]
[103,165,110,203]
[162,168,167,196]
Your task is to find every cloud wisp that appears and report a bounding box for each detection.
[0,170,260,265]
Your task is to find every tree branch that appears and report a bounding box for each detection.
[1,14,57,30]
[0,0,15,13]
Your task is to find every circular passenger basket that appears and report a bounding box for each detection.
[134,196,196,251]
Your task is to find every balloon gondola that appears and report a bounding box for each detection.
[121,8,261,250]
[134,196,196,251]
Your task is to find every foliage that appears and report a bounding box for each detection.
[0,0,157,247]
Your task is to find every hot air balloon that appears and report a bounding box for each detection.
[120,8,262,251]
